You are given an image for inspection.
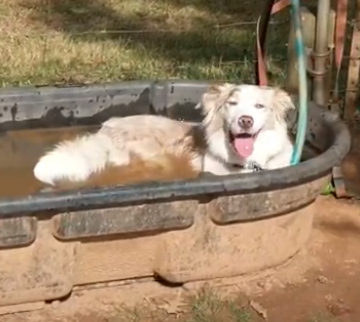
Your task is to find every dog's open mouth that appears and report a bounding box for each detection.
[229,132,257,158]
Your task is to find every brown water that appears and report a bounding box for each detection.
[0,126,198,198]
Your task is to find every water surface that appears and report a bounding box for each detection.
[0,126,197,198]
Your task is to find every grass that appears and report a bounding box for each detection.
[187,290,253,322]
[101,288,339,322]
[107,289,259,322]
[0,0,292,87]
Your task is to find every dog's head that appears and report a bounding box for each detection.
[201,83,295,159]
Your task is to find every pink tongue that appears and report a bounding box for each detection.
[234,137,254,158]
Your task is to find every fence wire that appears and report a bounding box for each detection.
[0,0,358,98]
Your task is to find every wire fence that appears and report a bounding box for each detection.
[0,0,358,100]
[0,21,287,86]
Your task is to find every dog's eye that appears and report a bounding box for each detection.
[227,101,237,106]
[255,103,265,109]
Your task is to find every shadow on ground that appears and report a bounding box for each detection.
[21,0,289,83]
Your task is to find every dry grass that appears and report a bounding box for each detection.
[101,288,338,322]
[0,0,291,87]
[107,289,258,322]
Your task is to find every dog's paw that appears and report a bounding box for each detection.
[244,160,264,172]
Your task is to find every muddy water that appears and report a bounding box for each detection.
[0,126,198,198]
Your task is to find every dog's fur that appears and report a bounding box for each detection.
[33,84,295,186]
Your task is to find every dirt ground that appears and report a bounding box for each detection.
[256,196,360,322]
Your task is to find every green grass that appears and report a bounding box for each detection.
[0,0,291,87]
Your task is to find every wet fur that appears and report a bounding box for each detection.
[33,84,295,187]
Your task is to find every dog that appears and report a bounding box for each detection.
[199,83,295,174]
[33,84,295,187]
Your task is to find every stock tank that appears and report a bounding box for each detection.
[0,81,350,314]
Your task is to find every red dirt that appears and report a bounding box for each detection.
[257,196,360,322]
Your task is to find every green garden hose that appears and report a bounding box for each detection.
[257,0,308,166]
[289,0,308,166]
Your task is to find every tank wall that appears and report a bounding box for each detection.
[0,175,329,308]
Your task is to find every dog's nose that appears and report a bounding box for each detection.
[238,115,254,129]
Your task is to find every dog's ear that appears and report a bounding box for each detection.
[272,88,296,120]
[200,83,236,113]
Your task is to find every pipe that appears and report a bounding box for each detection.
[312,0,331,106]
[254,0,275,85]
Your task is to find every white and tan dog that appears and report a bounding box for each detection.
[200,83,295,174]
[33,84,295,186]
